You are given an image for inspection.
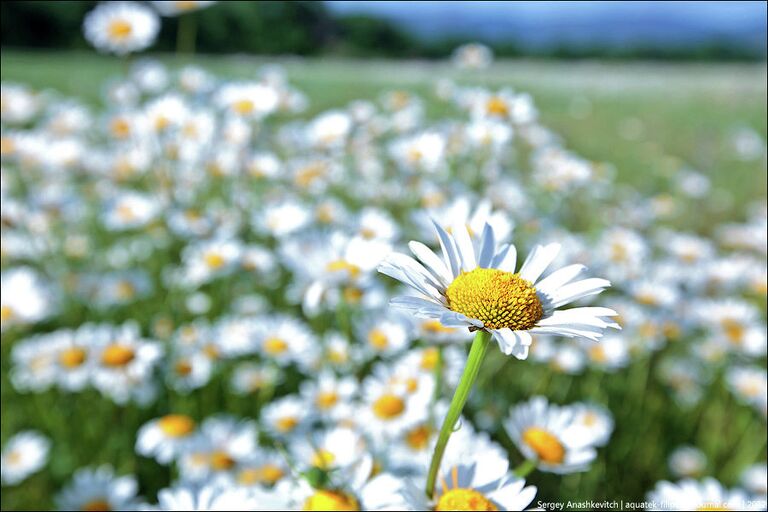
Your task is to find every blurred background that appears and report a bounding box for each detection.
[2,1,767,60]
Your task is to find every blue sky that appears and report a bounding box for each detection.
[325,1,767,51]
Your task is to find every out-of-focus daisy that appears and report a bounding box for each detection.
[136,414,198,464]
[217,82,279,120]
[83,2,160,56]
[504,396,599,474]
[668,446,707,479]
[452,43,494,69]
[261,395,312,439]
[741,463,767,497]
[646,477,761,510]
[1,431,50,485]
[299,370,357,419]
[152,483,285,511]
[56,465,142,511]
[177,416,257,482]
[379,222,618,359]
[1,267,58,331]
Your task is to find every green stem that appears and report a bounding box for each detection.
[425,330,492,498]
[513,458,537,478]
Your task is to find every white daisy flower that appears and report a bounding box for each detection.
[1,431,50,485]
[83,2,160,56]
[1,267,58,331]
[136,414,198,464]
[396,454,537,511]
[55,465,142,511]
[261,395,312,439]
[504,396,598,474]
[152,483,286,511]
[646,477,761,511]
[668,446,707,479]
[741,463,767,497]
[378,222,618,360]
[299,370,358,419]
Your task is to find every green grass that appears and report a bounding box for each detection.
[1,50,767,510]
[2,50,766,222]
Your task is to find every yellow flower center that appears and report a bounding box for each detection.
[110,118,130,138]
[372,394,405,420]
[420,347,439,371]
[485,96,509,117]
[0,305,14,322]
[238,464,285,485]
[445,268,544,330]
[328,349,348,364]
[204,252,225,269]
[721,319,744,344]
[107,19,132,40]
[158,414,195,437]
[367,328,389,350]
[81,499,112,512]
[404,424,432,450]
[326,260,361,279]
[175,1,199,11]
[175,360,193,376]
[275,416,298,432]
[304,490,359,511]
[59,347,87,368]
[696,505,730,511]
[295,164,326,188]
[210,450,236,471]
[343,286,363,304]
[316,391,339,410]
[232,99,254,115]
[436,489,499,511]
[588,345,607,363]
[115,280,136,300]
[522,427,565,464]
[263,337,288,355]
[422,320,455,334]
[101,344,135,367]
[312,449,336,469]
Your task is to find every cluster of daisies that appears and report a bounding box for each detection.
[2,30,767,512]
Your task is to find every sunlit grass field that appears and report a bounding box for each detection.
[1,50,766,510]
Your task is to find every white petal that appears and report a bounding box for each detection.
[519,243,561,283]
[493,243,517,272]
[451,221,477,271]
[534,264,586,295]
[477,223,496,268]
[409,241,451,286]
[432,219,461,278]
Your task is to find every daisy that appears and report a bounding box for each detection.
[378,222,619,359]
[355,313,412,357]
[504,396,598,474]
[177,416,258,482]
[1,267,58,331]
[252,314,318,370]
[216,82,279,119]
[55,465,142,511]
[230,363,282,396]
[1,431,50,485]
[136,414,198,464]
[152,483,285,511]
[397,454,537,511]
[452,42,494,70]
[668,446,707,479]
[261,395,312,439]
[299,370,358,419]
[741,463,767,497]
[230,450,289,488]
[646,477,761,511]
[83,2,160,56]
[88,322,164,405]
